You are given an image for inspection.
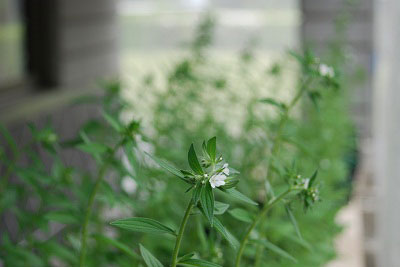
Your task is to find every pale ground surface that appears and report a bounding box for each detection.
[326,198,365,267]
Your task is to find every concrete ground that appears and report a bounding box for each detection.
[326,198,365,267]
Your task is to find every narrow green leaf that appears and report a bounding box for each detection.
[0,124,18,156]
[76,142,108,155]
[228,208,253,223]
[309,169,318,187]
[285,205,302,240]
[102,111,122,132]
[110,217,176,236]
[214,201,229,215]
[221,188,258,206]
[139,244,164,267]
[95,234,140,259]
[253,239,297,263]
[145,152,184,179]
[259,98,286,111]
[45,212,79,224]
[178,252,196,262]
[192,182,202,204]
[188,144,204,174]
[178,258,221,267]
[213,217,240,250]
[200,182,214,226]
[206,137,216,162]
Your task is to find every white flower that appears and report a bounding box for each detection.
[222,163,230,176]
[121,176,137,194]
[209,173,227,188]
[319,64,334,78]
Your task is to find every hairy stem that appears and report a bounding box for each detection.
[235,188,292,267]
[171,200,194,267]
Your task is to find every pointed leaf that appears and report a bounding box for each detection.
[188,144,203,174]
[285,205,302,240]
[200,182,214,226]
[221,188,258,206]
[228,208,253,223]
[259,98,286,111]
[145,152,184,179]
[110,217,176,236]
[95,234,140,259]
[178,252,196,262]
[139,244,164,267]
[213,217,239,250]
[102,111,122,132]
[253,239,297,263]
[178,258,221,267]
[309,169,318,187]
[0,124,18,156]
[206,137,216,162]
[76,142,108,156]
[192,182,202,204]
[214,201,229,215]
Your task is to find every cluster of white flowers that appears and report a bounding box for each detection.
[318,64,335,78]
[209,163,229,188]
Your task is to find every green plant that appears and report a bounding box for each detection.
[0,14,356,267]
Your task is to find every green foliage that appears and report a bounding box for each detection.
[0,14,357,267]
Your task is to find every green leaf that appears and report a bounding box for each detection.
[259,98,286,111]
[200,182,214,226]
[192,182,202,204]
[214,201,229,215]
[309,169,318,187]
[76,142,108,156]
[228,208,253,223]
[110,217,176,236]
[178,252,196,262]
[178,258,221,267]
[102,111,123,132]
[139,244,164,267]
[206,137,216,162]
[285,205,302,240]
[213,217,240,250]
[45,212,79,224]
[221,188,258,206]
[145,152,185,179]
[253,239,297,263]
[188,144,204,174]
[95,234,140,259]
[0,124,18,156]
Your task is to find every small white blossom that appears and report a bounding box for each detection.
[319,64,334,78]
[209,173,227,188]
[302,178,310,189]
[121,176,137,194]
[222,163,230,176]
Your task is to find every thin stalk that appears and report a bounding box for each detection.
[79,162,108,267]
[171,200,194,267]
[79,143,121,267]
[235,188,292,267]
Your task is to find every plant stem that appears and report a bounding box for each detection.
[235,188,292,267]
[248,78,310,265]
[171,200,194,267]
[79,162,108,267]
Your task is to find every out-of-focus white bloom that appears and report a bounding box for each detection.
[222,163,230,176]
[319,64,334,78]
[209,173,227,188]
[302,178,310,189]
[122,176,137,194]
